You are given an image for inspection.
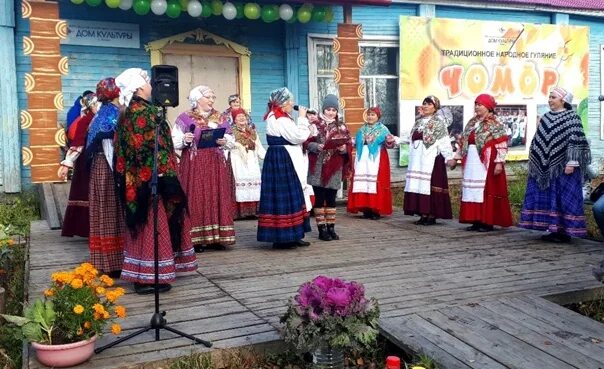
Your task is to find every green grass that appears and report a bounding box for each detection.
[565,293,604,324]
[0,190,40,369]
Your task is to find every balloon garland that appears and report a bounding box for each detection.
[72,0,334,22]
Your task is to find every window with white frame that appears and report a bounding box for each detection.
[308,36,399,134]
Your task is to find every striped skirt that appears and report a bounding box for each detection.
[88,153,125,273]
[519,170,586,237]
[121,201,198,284]
[257,145,310,243]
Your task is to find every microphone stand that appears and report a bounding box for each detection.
[95,105,212,353]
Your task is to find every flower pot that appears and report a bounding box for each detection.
[32,335,97,368]
[312,344,344,369]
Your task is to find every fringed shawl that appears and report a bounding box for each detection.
[307,117,353,186]
[355,122,390,161]
[115,96,186,248]
[528,109,591,190]
[86,102,120,158]
[410,114,448,149]
[460,114,508,159]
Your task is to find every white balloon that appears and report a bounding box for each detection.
[187,0,202,17]
[222,1,237,20]
[279,4,294,21]
[118,0,133,10]
[150,0,167,15]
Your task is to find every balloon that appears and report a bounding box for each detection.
[297,6,311,23]
[166,0,181,17]
[324,7,334,22]
[235,2,243,18]
[201,1,211,16]
[105,0,120,8]
[279,4,293,21]
[261,4,277,23]
[133,0,150,14]
[187,0,202,16]
[210,0,222,15]
[222,1,236,20]
[85,0,102,6]
[119,0,133,10]
[243,3,260,19]
[311,7,325,22]
[71,0,85,4]
[179,0,187,10]
[150,0,167,14]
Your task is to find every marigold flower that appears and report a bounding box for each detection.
[73,304,85,314]
[7,239,15,245]
[70,278,84,289]
[100,275,114,287]
[93,303,105,314]
[77,328,83,336]
[93,312,102,320]
[96,286,106,295]
[111,324,122,335]
[103,310,110,319]
[83,321,92,329]
[114,287,125,297]
[105,291,118,303]
[43,288,54,297]
[115,305,126,318]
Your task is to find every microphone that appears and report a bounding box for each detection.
[293,105,317,114]
[189,124,196,133]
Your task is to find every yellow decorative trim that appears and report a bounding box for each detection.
[55,21,68,39]
[22,147,33,166]
[54,93,64,110]
[54,129,66,146]
[357,84,365,98]
[146,28,252,111]
[58,56,69,75]
[333,39,341,53]
[23,36,34,55]
[340,97,346,109]
[333,69,341,84]
[21,0,32,18]
[20,111,33,129]
[355,25,363,38]
[24,73,35,92]
[357,53,365,68]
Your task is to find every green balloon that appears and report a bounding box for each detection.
[210,0,222,15]
[71,0,85,4]
[311,7,325,22]
[261,4,277,23]
[85,0,102,6]
[105,0,120,8]
[201,1,211,16]
[166,0,181,17]
[243,3,260,19]
[324,7,334,22]
[297,6,311,23]
[235,2,244,18]
[133,0,150,15]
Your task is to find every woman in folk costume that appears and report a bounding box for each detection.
[306,94,352,241]
[456,94,512,232]
[58,92,99,238]
[65,89,94,138]
[229,107,266,219]
[85,78,126,277]
[220,94,254,128]
[257,87,313,248]
[114,68,197,294]
[172,85,235,250]
[403,95,455,225]
[519,86,591,243]
[347,106,397,220]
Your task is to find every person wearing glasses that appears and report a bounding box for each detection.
[172,85,236,251]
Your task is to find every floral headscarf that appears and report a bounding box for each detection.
[95,78,120,103]
[264,87,293,120]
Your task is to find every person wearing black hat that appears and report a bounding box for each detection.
[306,94,352,241]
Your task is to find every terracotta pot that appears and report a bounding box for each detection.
[32,335,96,368]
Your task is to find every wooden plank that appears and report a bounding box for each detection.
[38,183,60,229]
[420,308,577,369]
[52,183,69,222]
[380,315,504,369]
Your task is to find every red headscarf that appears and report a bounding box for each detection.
[367,106,382,120]
[475,94,497,112]
[96,77,120,103]
[231,108,247,121]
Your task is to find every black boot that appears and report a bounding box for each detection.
[327,224,339,240]
[318,224,332,241]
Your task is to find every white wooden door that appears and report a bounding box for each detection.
[163,53,239,125]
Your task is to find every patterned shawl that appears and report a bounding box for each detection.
[175,108,231,144]
[460,114,507,158]
[528,109,591,190]
[355,122,390,161]
[410,114,448,149]
[86,102,120,160]
[233,124,257,151]
[115,95,186,249]
[308,117,353,186]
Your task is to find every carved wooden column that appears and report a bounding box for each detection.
[21,0,68,183]
[334,23,365,135]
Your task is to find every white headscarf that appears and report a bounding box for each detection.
[188,85,213,108]
[550,86,574,105]
[115,68,150,106]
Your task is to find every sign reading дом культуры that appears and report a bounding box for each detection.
[398,16,589,162]
[61,20,140,49]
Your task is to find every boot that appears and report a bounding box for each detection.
[327,224,339,240]
[318,224,332,241]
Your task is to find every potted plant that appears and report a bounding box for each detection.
[1,262,127,367]
[281,275,380,368]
